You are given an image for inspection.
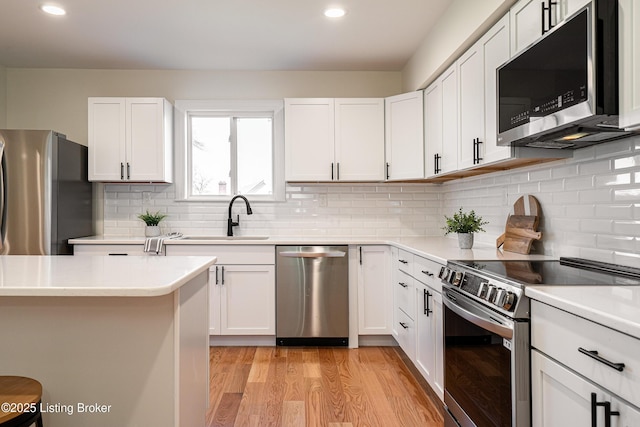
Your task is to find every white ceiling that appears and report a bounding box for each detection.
[0,0,454,71]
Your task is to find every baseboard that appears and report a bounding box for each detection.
[357,335,398,346]
[209,335,276,346]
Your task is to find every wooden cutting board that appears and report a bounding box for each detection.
[496,195,542,254]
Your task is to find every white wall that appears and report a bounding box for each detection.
[0,66,6,128]
[402,0,515,91]
[6,68,402,145]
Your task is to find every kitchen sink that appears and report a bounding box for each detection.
[179,235,269,241]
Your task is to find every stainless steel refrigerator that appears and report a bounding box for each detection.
[0,130,94,255]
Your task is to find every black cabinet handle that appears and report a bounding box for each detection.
[331,162,334,180]
[126,162,131,180]
[386,162,390,180]
[337,162,340,180]
[399,259,408,264]
[399,282,408,288]
[359,246,362,265]
[221,265,225,285]
[541,1,546,34]
[120,162,124,180]
[399,322,409,329]
[579,348,625,372]
[591,393,620,427]
[215,266,219,285]
[421,270,434,277]
[541,0,558,35]
[434,153,442,174]
[108,253,128,256]
[423,289,433,316]
[472,138,483,164]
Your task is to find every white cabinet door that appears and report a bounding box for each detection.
[218,265,275,335]
[285,98,335,181]
[415,283,444,401]
[126,98,172,182]
[209,267,221,335]
[385,92,424,180]
[458,42,485,170]
[620,0,640,130]
[481,14,512,164]
[88,98,126,181]
[88,97,172,182]
[357,246,392,335]
[396,308,416,360]
[441,66,459,174]
[424,80,443,178]
[532,350,640,427]
[510,0,544,55]
[335,99,385,181]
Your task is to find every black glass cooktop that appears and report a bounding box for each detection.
[453,257,640,287]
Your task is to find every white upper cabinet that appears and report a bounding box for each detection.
[285,98,384,181]
[88,97,173,183]
[334,99,385,181]
[510,0,591,56]
[385,91,424,180]
[424,64,458,178]
[458,42,485,169]
[619,0,640,130]
[480,14,512,164]
[285,98,335,181]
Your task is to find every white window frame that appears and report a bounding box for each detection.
[174,100,285,202]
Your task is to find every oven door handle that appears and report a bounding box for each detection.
[443,293,513,339]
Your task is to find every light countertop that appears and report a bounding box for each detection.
[526,285,640,339]
[69,235,554,264]
[0,255,217,297]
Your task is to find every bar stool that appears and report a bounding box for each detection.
[0,376,44,427]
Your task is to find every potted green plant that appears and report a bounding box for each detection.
[138,210,167,237]
[443,208,488,249]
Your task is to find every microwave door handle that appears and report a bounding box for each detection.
[443,294,513,339]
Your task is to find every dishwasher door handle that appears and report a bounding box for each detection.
[279,251,346,258]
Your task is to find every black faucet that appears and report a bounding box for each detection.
[227,195,253,236]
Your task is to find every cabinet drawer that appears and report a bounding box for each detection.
[414,255,444,293]
[532,301,640,406]
[73,244,163,256]
[396,270,415,320]
[397,249,414,274]
[166,245,275,264]
[396,308,416,360]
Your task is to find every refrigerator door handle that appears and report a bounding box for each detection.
[0,141,6,246]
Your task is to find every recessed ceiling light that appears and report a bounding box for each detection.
[40,4,66,16]
[324,8,346,18]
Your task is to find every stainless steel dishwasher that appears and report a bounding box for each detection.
[276,245,349,346]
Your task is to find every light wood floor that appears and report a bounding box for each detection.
[207,346,444,427]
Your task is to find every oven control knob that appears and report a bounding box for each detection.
[452,271,464,286]
[477,282,489,299]
[486,285,497,302]
[493,288,505,306]
[438,266,446,279]
[501,292,517,311]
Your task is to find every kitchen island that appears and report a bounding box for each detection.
[0,255,216,427]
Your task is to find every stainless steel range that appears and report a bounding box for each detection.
[439,257,640,427]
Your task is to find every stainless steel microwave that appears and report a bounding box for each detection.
[497,0,631,149]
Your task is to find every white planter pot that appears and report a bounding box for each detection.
[457,233,474,249]
[145,225,161,237]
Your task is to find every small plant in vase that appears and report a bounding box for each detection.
[443,208,488,249]
[138,210,167,237]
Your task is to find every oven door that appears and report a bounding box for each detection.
[443,288,530,427]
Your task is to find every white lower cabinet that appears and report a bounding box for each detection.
[532,350,640,427]
[357,245,392,335]
[415,281,444,401]
[167,245,275,336]
[210,264,275,335]
[531,300,640,426]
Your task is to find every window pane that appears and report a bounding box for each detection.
[237,117,273,195]
[191,116,231,196]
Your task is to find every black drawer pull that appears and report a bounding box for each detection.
[399,259,408,264]
[399,322,409,329]
[421,270,434,277]
[108,253,128,256]
[578,348,625,372]
[398,282,408,288]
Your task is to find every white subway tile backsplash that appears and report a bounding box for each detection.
[101,135,640,267]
